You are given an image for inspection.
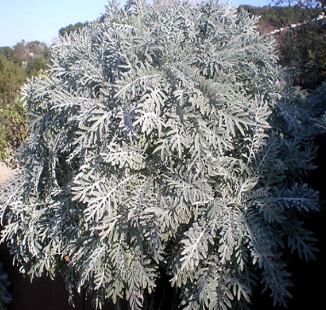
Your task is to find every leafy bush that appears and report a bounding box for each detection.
[0,1,319,309]
[0,41,50,160]
[0,97,26,162]
[0,55,27,161]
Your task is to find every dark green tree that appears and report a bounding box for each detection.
[0,55,27,106]
[278,20,326,89]
[0,47,22,65]
[26,57,49,76]
[0,40,51,160]
[242,4,326,89]
[59,21,90,37]
[0,55,27,160]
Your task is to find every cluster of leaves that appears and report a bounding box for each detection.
[0,55,27,161]
[0,41,51,160]
[0,1,320,310]
[0,97,27,161]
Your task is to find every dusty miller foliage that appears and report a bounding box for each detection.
[0,1,320,309]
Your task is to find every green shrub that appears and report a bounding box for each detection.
[0,97,26,162]
[0,1,319,309]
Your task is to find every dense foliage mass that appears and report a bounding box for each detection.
[0,1,320,309]
[0,41,51,160]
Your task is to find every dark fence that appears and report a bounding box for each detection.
[0,242,103,310]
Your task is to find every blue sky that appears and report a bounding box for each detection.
[0,0,271,47]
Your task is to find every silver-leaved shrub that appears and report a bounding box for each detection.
[0,1,319,309]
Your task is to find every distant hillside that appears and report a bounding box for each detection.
[241,5,316,30]
[241,5,326,90]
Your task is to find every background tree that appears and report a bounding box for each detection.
[273,0,325,9]
[0,55,26,106]
[242,4,326,90]
[59,21,90,37]
[26,57,49,76]
[0,1,320,310]
[242,5,316,29]
[0,41,51,160]
[278,19,326,89]
[0,56,27,160]
[0,47,22,66]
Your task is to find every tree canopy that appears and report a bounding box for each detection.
[0,41,51,160]
[59,21,90,37]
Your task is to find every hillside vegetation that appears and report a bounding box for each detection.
[0,41,50,161]
[242,5,326,89]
